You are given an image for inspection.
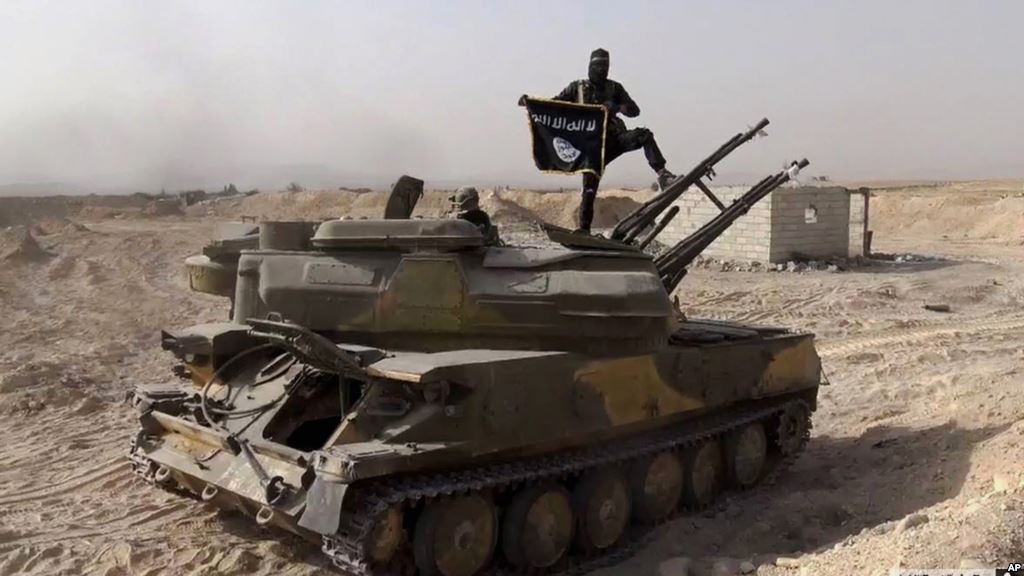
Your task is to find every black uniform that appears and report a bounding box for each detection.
[458,208,492,233]
[457,208,501,245]
[552,79,666,171]
[552,48,669,232]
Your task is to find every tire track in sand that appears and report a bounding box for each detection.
[0,460,129,507]
[0,501,194,550]
[818,314,1024,359]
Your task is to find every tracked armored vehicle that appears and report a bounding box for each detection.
[130,119,822,576]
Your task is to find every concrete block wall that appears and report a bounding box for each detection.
[769,186,851,262]
[848,189,869,257]
[658,186,771,262]
[661,185,862,264]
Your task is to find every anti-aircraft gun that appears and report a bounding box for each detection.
[546,117,807,292]
[606,118,809,293]
[129,119,821,576]
[654,157,808,292]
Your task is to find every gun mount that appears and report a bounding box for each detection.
[655,158,810,292]
[604,118,809,293]
[612,118,770,243]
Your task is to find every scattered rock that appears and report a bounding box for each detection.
[658,556,691,576]
[775,556,802,568]
[895,512,929,533]
[216,548,261,572]
[739,560,756,574]
[72,395,103,416]
[959,559,990,569]
[709,558,740,576]
[924,303,952,313]
[869,521,896,536]
[111,541,133,567]
[690,255,849,274]
[993,473,1012,493]
[874,252,944,264]
[0,226,53,263]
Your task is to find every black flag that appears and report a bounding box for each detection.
[524,98,607,176]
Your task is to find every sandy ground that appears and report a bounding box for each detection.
[1,182,1023,575]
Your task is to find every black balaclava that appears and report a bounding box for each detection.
[588,48,609,84]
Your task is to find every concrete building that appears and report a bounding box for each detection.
[659,185,871,263]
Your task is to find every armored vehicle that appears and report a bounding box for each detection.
[130,119,822,576]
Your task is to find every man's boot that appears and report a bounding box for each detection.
[656,168,676,192]
[576,189,596,234]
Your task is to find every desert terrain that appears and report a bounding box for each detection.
[1,181,1023,575]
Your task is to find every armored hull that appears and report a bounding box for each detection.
[130,217,820,576]
[131,120,822,576]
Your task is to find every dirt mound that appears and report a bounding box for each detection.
[30,217,92,236]
[76,204,136,220]
[207,188,648,230]
[593,194,646,229]
[0,227,52,263]
[485,192,543,224]
[871,186,1024,241]
[0,195,153,227]
[216,189,386,221]
[468,189,645,229]
[143,199,184,216]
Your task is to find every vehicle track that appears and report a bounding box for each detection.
[0,501,195,550]
[818,314,1024,358]
[0,461,130,507]
[323,398,810,576]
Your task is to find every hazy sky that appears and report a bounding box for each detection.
[1,1,1022,192]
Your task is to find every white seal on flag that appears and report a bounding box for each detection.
[552,137,581,163]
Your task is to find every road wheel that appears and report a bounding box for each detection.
[628,451,683,521]
[572,468,631,552]
[725,422,768,489]
[365,505,404,564]
[501,483,574,569]
[413,493,496,576]
[775,403,810,456]
[682,439,723,509]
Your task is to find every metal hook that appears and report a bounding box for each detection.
[201,484,219,501]
[256,506,275,525]
[154,465,171,484]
